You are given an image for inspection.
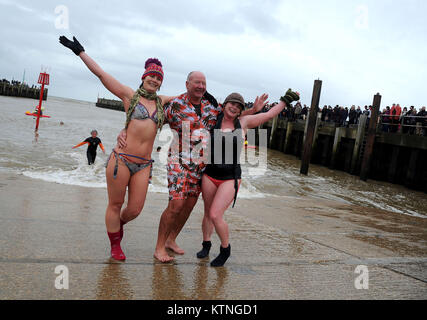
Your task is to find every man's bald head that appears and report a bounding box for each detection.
[187,71,205,82]
[186,71,207,104]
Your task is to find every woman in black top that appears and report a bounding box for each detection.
[198,90,300,267]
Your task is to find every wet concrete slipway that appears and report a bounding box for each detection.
[0,171,426,300]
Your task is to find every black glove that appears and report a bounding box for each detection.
[203,91,218,108]
[280,88,300,105]
[59,36,85,56]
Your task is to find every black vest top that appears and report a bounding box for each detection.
[204,112,244,180]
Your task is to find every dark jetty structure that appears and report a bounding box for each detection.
[96,97,124,111]
[0,79,47,100]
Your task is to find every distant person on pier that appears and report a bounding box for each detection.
[400,107,410,134]
[348,105,358,126]
[416,106,426,136]
[381,106,391,132]
[72,130,105,165]
[326,105,333,122]
[408,108,418,135]
[301,104,308,119]
[339,107,348,127]
[356,106,362,122]
[321,105,327,121]
[294,102,302,120]
[363,105,371,127]
[390,103,401,133]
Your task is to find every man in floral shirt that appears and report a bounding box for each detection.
[155,71,221,262]
[156,71,267,262]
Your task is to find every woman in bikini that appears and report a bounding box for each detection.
[59,36,175,261]
[197,89,300,267]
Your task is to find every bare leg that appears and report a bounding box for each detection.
[104,154,130,260]
[208,180,239,267]
[201,175,217,241]
[195,175,217,258]
[165,196,199,254]
[201,214,215,242]
[154,199,186,262]
[209,180,240,247]
[120,165,151,224]
[105,155,129,233]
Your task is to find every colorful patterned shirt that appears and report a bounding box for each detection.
[164,93,222,171]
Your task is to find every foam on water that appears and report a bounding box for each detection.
[19,151,265,199]
[22,152,106,188]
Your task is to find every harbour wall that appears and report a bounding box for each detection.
[0,83,47,100]
[96,98,124,111]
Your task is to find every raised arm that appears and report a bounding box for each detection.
[241,101,286,130]
[241,89,300,130]
[59,36,134,108]
[79,52,134,104]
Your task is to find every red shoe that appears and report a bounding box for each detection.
[111,244,126,261]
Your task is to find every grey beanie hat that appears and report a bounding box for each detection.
[223,92,245,109]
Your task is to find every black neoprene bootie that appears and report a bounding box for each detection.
[210,244,231,267]
[196,241,212,258]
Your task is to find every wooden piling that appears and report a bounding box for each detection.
[277,119,287,152]
[311,112,322,152]
[269,116,278,148]
[330,127,343,169]
[303,113,309,145]
[360,93,381,181]
[405,149,419,187]
[283,121,294,153]
[350,114,367,173]
[300,80,322,175]
[387,146,400,183]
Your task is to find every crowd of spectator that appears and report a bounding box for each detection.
[1,78,35,89]
[380,104,426,136]
[249,101,426,137]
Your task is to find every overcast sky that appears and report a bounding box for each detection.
[0,0,426,108]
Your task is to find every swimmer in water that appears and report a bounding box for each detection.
[72,130,105,165]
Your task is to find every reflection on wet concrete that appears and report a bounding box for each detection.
[193,264,228,299]
[96,262,133,299]
[151,263,228,300]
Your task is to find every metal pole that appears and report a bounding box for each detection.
[35,82,44,131]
